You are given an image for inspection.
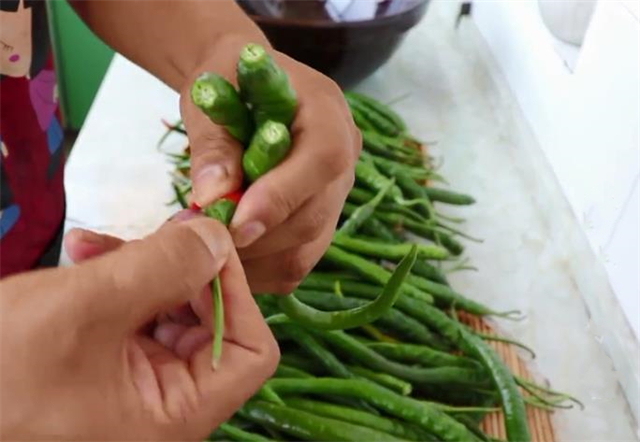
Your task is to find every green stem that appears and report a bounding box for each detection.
[212,277,224,369]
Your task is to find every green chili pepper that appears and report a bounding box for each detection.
[243,120,292,182]
[366,342,477,368]
[411,260,450,285]
[332,234,449,261]
[366,133,423,161]
[424,187,476,205]
[406,304,531,442]
[284,398,437,441]
[293,289,447,348]
[237,43,298,127]
[242,401,405,442]
[344,202,466,255]
[277,245,416,329]
[203,197,240,368]
[362,150,432,181]
[345,96,401,137]
[312,330,490,389]
[348,186,429,224]
[274,364,314,379]
[350,106,376,133]
[392,171,435,219]
[278,354,321,375]
[190,72,253,144]
[204,199,238,226]
[345,91,407,133]
[462,330,531,442]
[355,161,429,208]
[348,365,413,396]
[322,245,433,304]
[217,423,273,442]
[266,378,482,442]
[255,385,285,406]
[338,179,395,237]
[171,183,188,209]
[449,415,492,442]
[404,272,502,316]
[276,324,353,379]
[361,131,420,165]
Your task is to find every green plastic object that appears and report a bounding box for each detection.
[47,1,114,130]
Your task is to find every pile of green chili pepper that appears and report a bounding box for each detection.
[161,76,581,442]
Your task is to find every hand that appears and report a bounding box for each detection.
[180,39,360,294]
[0,218,279,441]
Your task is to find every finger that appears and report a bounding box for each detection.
[156,303,200,327]
[135,336,200,423]
[237,176,348,260]
[71,217,233,334]
[64,228,125,263]
[191,247,274,349]
[243,226,335,294]
[189,339,278,431]
[126,339,165,423]
[153,322,189,350]
[180,249,279,433]
[218,248,276,347]
[167,208,202,224]
[180,93,244,207]
[64,211,201,264]
[229,92,358,248]
[173,326,211,360]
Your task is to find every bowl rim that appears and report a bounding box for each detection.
[242,0,429,29]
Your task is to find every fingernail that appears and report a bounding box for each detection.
[78,230,105,245]
[193,164,228,206]
[232,221,266,248]
[185,219,228,274]
[169,209,200,223]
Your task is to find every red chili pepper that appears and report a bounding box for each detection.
[223,189,244,205]
[189,202,201,211]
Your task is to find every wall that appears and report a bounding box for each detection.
[48,1,114,130]
[472,0,639,339]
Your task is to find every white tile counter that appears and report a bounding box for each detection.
[62,1,638,440]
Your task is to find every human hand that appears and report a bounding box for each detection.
[0,217,279,441]
[180,38,360,294]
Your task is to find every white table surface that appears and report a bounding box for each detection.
[63,2,638,440]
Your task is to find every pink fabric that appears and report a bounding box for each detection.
[28,68,57,131]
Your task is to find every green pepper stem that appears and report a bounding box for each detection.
[212,277,224,369]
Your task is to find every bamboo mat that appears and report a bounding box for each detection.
[460,312,557,442]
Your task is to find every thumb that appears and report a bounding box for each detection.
[180,89,244,207]
[64,228,126,263]
[74,217,233,334]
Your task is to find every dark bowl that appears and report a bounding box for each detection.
[237,0,430,89]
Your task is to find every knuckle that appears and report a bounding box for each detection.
[273,280,300,295]
[188,130,242,167]
[162,220,229,290]
[236,332,280,387]
[257,332,280,377]
[352,125,363,156]
[320,75,343,99]
[281,250,315,284]
[319,143,353,180]
[293,208,328,243]
[342,169,356,193]
[261,180,297,221]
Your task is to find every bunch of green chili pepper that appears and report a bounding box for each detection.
[161,87,581,442]
[188,44,424,368]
